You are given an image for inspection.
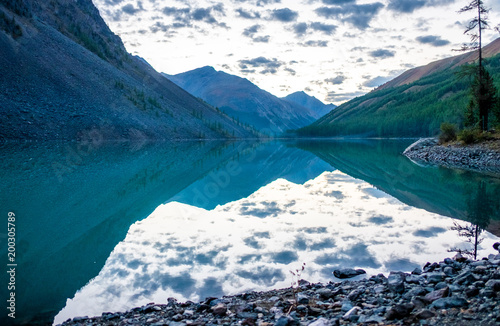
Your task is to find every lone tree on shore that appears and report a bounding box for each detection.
[458,0,498,130]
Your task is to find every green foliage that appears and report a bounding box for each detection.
[68,23,108,60]
[114,80,125,90]
[464,98,478,128]
[124,86,172,116]
[0,10,23,39]
[458,128,484,144]
[298,53,500,137]
[1,0,32,17]
[191,110,203,119]
[439,122,457,144]
[465,67,499,130]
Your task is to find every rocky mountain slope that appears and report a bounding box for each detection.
[379,38,500,90]
[166,66,320,135]
[0,0,257,141]
[298,38,500,138]
[283,91,336,119]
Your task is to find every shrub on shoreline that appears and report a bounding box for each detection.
[438,122,457,144]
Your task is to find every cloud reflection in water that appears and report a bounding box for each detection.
[54,171,499,324]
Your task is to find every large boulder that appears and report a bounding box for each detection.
[333,268,366,279]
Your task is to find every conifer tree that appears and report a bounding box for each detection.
[458,0,497,130]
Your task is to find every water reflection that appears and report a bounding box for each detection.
[0,140,330,325]
[1,139,499,325]
[0,140,262,325]
[294,139,500,234]
[54,170,499,323]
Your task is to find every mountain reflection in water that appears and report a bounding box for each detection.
[1,139,499,326]
[54,166,499,323]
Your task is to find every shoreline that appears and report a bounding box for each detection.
[59,253,500,326]
[403,138,500,174]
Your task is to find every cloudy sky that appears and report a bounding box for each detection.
[93,0,500,104]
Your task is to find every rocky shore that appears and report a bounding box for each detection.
[59,252,500,326]
[403,138,500,174]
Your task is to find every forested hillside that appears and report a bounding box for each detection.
[298,42,500,138]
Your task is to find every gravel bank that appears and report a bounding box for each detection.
[403,138,500,174]
[59,252,500,326]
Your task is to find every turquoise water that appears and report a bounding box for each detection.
[0,139,499,325]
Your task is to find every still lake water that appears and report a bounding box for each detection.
[0,139,499,325]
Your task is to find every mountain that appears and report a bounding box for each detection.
[298,38,500,138]
[379,38,500,90]
[0,0,257,141]
[165,66,319,135]
[283,91,336,118]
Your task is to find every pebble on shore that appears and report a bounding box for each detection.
[403,138,500,174]
[59,252,500,326]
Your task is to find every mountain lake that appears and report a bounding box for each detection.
[1,139,499,325]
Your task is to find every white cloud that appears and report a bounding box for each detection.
[92,0,500,104]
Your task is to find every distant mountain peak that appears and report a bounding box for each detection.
[198,66,216,71]
[167,67,323,133]
[283,91,336,118]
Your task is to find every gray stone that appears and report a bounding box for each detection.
[473,281,485,288]
[268,296,281,302]
[347,289,363,301]
[406,275,424,283]
[237,312,258,319]
[464,286,479,297]
[426,273,445,283]
[211,303,227,316]
[411,296,430,310]
[425,287,449,302]
[169,322,185,326]
[403,286,427,300]
[414,309,436,320]
[333,268,366,279]
[471,260,488,267]
[486,279,500,291]
[374,285,386,294]
[455,271,480,285]
[412,267,423,275]
[480,289,496,298]
[296,305,307,313]
[275,316,292,326]
[316,288,334,300]
[297,293,309,305]
[385,303,414,320]
[388,272,405,294]
[430,297,468,309]
[308,307,323,316]
[307,317,329,326]
[474,266,488,274]
[183,310,194,317]
[443,266,455,276]
[342,306,361,320]
[341,301,353,312]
